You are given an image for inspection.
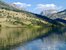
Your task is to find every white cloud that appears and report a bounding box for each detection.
[12,2,31,9]
[37,4,56,10]
[34,4,62,13]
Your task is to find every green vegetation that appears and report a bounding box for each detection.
[0,1,64,27]
[0,1,65,50]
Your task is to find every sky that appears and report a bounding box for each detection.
[4,0,66,14]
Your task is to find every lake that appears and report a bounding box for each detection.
[0,27,66,50]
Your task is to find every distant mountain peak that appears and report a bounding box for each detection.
[11,3,23,10]
[40,9,57,17]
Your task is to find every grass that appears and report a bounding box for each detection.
[0,9,51,28]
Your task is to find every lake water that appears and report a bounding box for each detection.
[0,27,66,50]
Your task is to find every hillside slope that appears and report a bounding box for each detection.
[0,1,63,27]
[0,9,52,27]
[49,9,66,19]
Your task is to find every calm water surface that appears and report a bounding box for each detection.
[10,27,66,50]
[0,27,66,50]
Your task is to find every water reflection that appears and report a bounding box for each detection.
[11,27,66,50]
[0,27,52,50]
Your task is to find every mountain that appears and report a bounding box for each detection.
[54,18,66,26]
[0,1,63,27]
[0,0,16,10]
[40,8,66,20]
[49,9,66,26]
[40,9,57,18]
[49,9,66,19]
[55,18,66,23]
[0,0,29,13]
[40,8,66,26]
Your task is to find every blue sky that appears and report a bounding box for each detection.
[4,0,66,14]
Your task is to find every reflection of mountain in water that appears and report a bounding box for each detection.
[40,27,66,50]
[11,27,66,50]
[0,27,52,50]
